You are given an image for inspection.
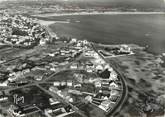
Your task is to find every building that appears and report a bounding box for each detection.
[70,63,78,69]
[109,95,120,102]
[0,96,8,102]
[109,82,119,89]
[66,81,73,87]
[53,82,61,87]
[94,80,102,88]
[49,98,60,105]
[49,86,59,93]
[110,89,120,96]
[8,104,41,117]
[99,100,115,112]
[53,81,73,87]
[109,71,118,81]
[95,65,104,71]
[0,80,8,86]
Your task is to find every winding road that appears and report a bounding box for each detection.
[90,42,128,116]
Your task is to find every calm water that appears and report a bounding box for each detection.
[46,14,165,54]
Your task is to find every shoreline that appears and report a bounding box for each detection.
[38,19,163,56]
[37,16,165,59]
[37,20,70,25]
[37,20,66,39]
[32,11,165,17]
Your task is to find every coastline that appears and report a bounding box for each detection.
[37,19,164,56]
[32,11,165,17]
[37,20,61,39]
[36,15,165,65]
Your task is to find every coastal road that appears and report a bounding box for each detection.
[90,42,128,116]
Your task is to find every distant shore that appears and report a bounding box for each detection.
[32,11,165,17]
[37,20,70,25]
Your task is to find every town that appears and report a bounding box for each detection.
[0,11,133,117]
[0,11,51,48]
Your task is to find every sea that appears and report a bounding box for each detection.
[38,14,165,55]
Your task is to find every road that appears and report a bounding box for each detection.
[90,42,128,116]
[2,70,59,92]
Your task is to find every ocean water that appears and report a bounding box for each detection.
[46,14,165,54]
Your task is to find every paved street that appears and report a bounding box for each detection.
[90,42,128,116]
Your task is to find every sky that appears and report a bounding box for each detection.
[0,0,164,3]
[63,0,165,8]
[0,0,165,8]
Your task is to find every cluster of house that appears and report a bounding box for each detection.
[0,62,34,86]
[49,66,122,113]
[0,38,88,86]
[91,78,122,112]
[99,44,133,58]
[0,43,84,88]
[45,39,89,70]
[8,97,75,117]
[8,104,39,117]
[44,97,75,117]
[72,47,123,111]
[0,12,49,48]
[0,29,124,115]
[84,47,123,112]
[49,72,122,113]
[49,86,74,103]
[46,47,81,63]
[0,61,49,87]
[46,39,123,112]
[119,44,132,54]
[0,39,88,87]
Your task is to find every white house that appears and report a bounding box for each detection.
[109,82,119,89]
[53,82,60,87]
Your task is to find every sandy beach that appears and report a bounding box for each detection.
[37,20,70,26]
